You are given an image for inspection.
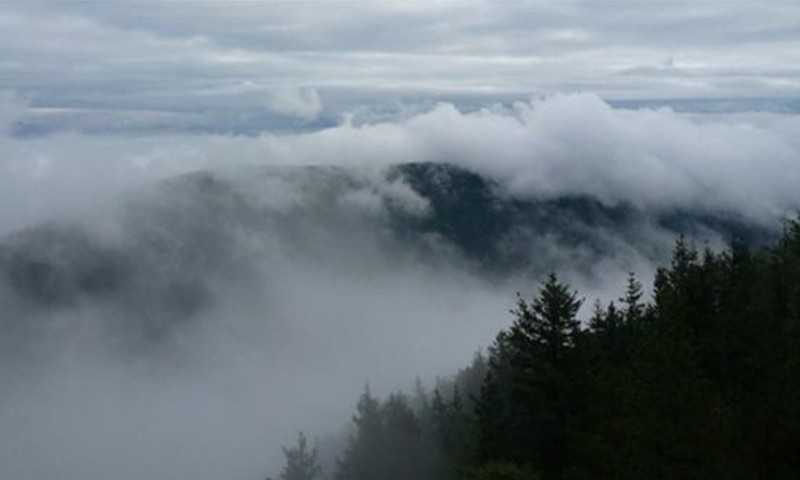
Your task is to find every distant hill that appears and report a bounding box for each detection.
[0,162,775,339]
[388,162,772,269]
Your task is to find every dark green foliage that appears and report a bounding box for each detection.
[461,462,540,480]
[387,162,773,272]
[474,332,514,464]
[431,385,472,469]
[498,274,583,479]
[322,218,800,480]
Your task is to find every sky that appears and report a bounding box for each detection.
[2,0,800,134]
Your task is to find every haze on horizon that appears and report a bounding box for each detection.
[2,0,800,135]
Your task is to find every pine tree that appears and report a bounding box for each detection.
[509,273,582,361]
[507,273,583,479]
[475,331,515,463]
[336,388,443,480]
[328,219,800,480]
[278,432,321,480]
[335,386,382,480]
[621,272,645,325]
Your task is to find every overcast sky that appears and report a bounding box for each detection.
[2,0,799,132]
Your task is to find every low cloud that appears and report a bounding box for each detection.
[264,87,323,120]
[1,93,798,480]
[2,93,799,236]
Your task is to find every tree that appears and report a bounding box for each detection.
[335,386,382,480]
[475,273,583,479]
[336,388,444,480]
[325,219,800,480]
[463,462,540,480]
[512,273,583,480]
[621,272,645,325]
[509,273,583,360]
[475,331,515,463]
[278,432,321,480]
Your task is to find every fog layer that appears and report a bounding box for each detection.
[1,93,798,479]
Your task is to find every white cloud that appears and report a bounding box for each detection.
[264,87,322,120]
[3,93,800,480]
[1,93,798,238]
[1,0,798,118]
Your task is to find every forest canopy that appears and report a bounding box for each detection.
[278,219,800,480]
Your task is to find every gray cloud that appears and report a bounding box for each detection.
[264,86,323,120]
[1,93,798,239]
[2,0,798,126]
[2,90,798,479]
[0,161,516,480]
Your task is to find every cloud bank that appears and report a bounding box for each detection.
[1,92,799,480]
[2,92,798,236]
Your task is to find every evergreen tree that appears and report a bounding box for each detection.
[501,273,582,479]
[336,388,444,480]
[509,273,582,360]
[335,386,382,480]
[620,271,645,325]
[324,219,800,480]
[278,432,321,480]
[475,331,515,464]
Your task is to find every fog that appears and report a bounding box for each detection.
[3,92,799,235]
[1,93,798,479]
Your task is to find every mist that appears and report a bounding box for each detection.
[1,92,799,480]
[3,92,799,233]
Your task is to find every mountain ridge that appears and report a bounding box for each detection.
[0,162,776,340]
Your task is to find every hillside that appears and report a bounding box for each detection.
[0,163,773,330]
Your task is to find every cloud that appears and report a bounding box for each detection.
[0,179,513,480]
[1,93,798,239]
[0,91,26,132]
[1,0,798,125]
[0,258,510,480]
[1,93,799,480]
[264,87,323,120]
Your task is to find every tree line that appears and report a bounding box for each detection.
[272,220,800,480]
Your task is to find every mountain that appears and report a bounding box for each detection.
[387,162,772,269]
[0,162,775,341]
